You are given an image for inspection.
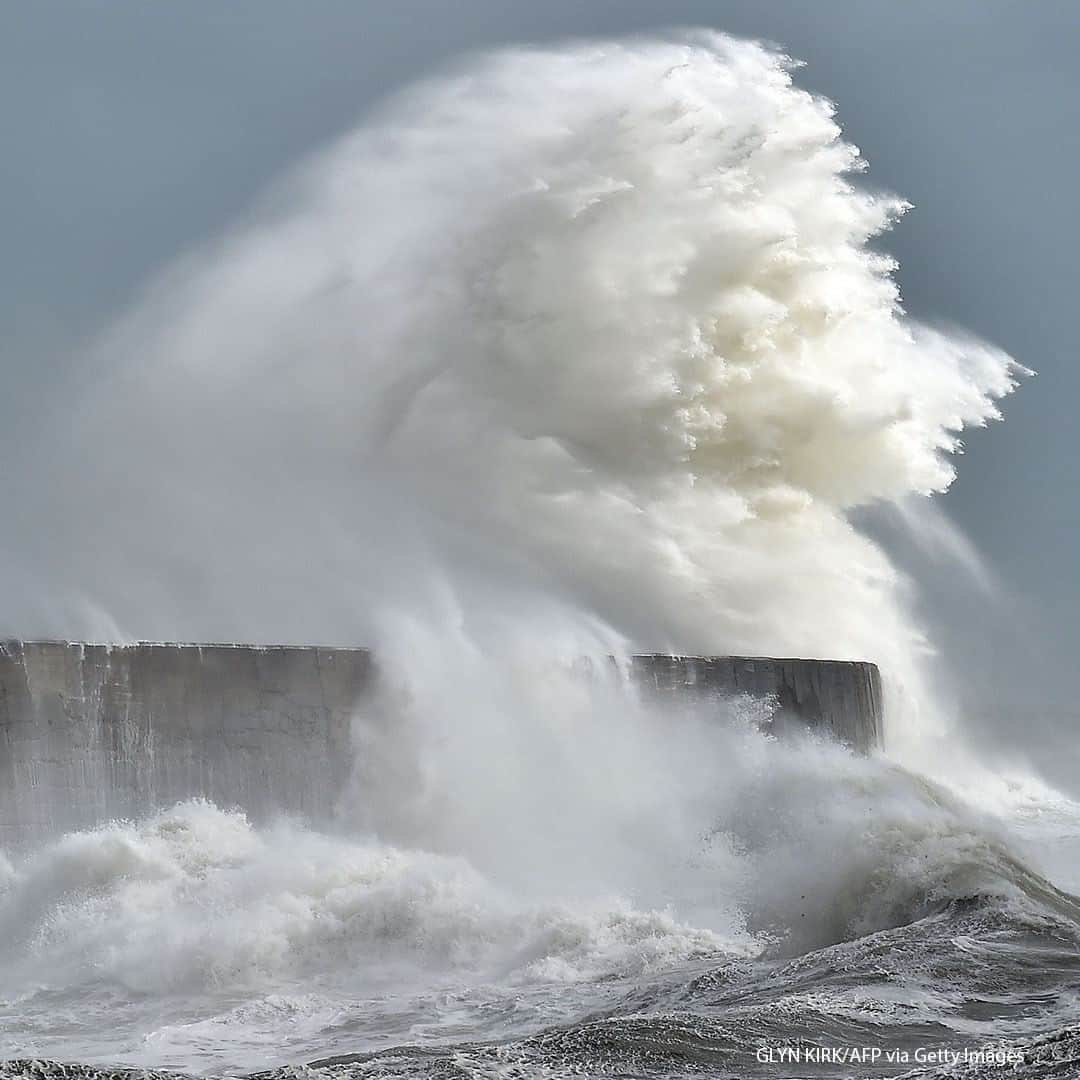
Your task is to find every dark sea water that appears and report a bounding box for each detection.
[4,894,1080,1079]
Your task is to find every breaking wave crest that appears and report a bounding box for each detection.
[0,799,745,996]
[3,739,1068,1003]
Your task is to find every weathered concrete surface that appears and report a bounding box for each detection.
[0,642,366,847]
[631,654,883,753]
[0,641,882,847]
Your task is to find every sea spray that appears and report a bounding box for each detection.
[6,35,1019,711]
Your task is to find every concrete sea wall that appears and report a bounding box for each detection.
[631,654,883,753]
[0,642,365,847]
[0,641,882,847]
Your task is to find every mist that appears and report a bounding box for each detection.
[2,36,1018,712]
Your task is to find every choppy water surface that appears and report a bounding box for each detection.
[4,717,1080,1080]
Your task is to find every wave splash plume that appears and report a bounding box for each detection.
[11,33,1018,682]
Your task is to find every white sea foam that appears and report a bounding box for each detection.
[0,799,748,995]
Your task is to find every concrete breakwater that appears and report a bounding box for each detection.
[0,641,882,847]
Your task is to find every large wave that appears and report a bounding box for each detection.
[6,34,1018,691]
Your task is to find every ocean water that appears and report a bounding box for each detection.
[3,676,1080,1080]
[1,30,1067,1080]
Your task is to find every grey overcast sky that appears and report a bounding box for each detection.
[1,3,1077,674]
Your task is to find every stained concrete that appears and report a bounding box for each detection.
[631,654,883,753]
[0,642,365,847]
[0,641,883,847]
